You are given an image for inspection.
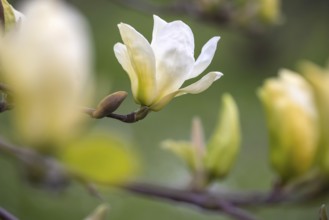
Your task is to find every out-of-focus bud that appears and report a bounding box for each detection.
[92,91,128,119]
[257,0,281,24]
[0,0,24,32]
[300,61,329,173]
[258,69,318,183]
[0,0,93,152]
[196,0,221,13]
[205,93,240,180]
[84,204,109,220]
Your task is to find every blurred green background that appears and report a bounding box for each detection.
[1,0,329,219]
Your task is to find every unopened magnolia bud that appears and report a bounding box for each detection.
[92,91,128,119]
[300,61,329,174]
[258,69,318,183]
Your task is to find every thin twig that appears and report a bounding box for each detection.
[0,207,19,220]
[0,137,328,220]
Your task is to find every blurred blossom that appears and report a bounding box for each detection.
[258,69,318,183]
[0,0,25,32]
[300,61,329,173]
[258,0,281,24]
[114,15,222,111]
[0,0,94,151]
[163,94,240,187]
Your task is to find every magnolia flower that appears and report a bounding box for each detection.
[0,0,93,150]
[258,69,318,182]
[114,15,222,111]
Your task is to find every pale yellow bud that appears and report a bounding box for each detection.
[300,61,329,173]
[258,69,318,182]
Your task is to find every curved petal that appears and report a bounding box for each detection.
[176,71,223,97]
[118,23,156,105]
[114,43,139,102]
[150,72,222,111]
[151,15,167,46]
[188,36,220,79]
[151,20,195,100]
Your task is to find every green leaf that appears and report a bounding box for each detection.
[59,134,138,185]
[205,93,241,180]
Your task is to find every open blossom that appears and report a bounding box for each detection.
[0,0,93,149]
[114,15,222,111]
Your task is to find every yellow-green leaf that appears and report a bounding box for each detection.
[205,94,241,180]
[60,134,138,185]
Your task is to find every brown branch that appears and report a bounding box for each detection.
[0,137,328,220]
[108,0,268,36]
[82,106,150,123]
[0,207,19,220]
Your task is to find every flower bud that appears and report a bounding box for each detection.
[92,91,128,119]
[258,69,318,183]
[205,93,241,180]
[300,61,329,173]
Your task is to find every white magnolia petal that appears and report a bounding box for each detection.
[151,15,167,46]
[175,71,223,97]
[189,36,220,79]
[152,20,195,99]
[12,7,25,22]
[114,43,139,101]
[118,23,156,105]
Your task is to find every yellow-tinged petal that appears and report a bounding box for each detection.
[205,94,241,179]
[1,0,15,31]
[176,71,223,97]
[60,134,138,185]
[189,36,220,79]
[114,43,138,101]
[151,20,195,99]
[118,23,156,105]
